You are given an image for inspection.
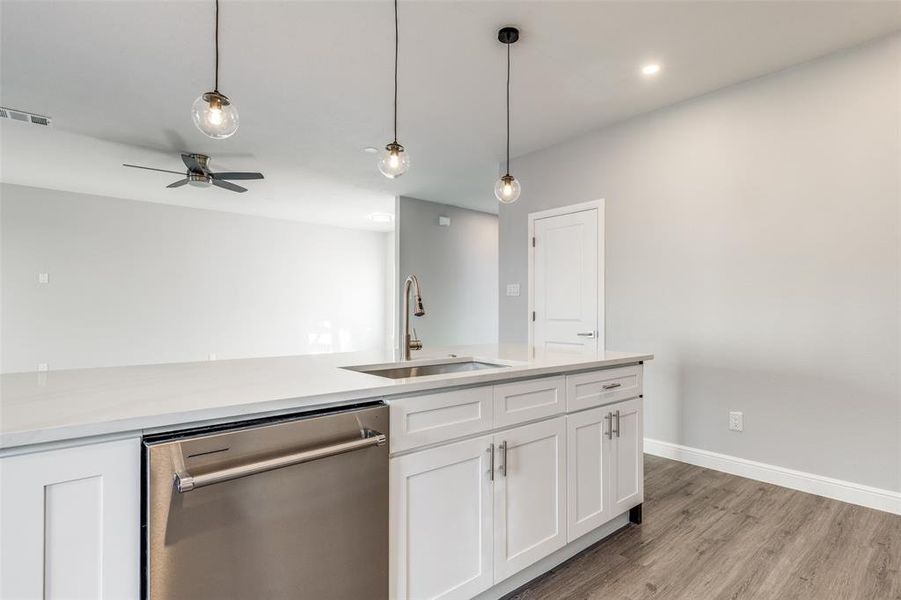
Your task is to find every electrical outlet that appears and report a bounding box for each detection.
[506,283,520,297]
[729,411,743,432]
[38,272,49,284]
[37,363,49,372]
[208,353,217,361]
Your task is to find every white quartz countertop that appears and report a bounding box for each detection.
[0,344,652,451]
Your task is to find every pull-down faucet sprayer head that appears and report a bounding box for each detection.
[407,275,425,316]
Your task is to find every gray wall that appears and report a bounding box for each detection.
[499,35,900,491]
[1,184,390,372]
[398,196,498,347]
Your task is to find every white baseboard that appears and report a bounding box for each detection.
[644,438,901,516]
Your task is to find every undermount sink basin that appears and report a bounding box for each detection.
[345,359,510,379]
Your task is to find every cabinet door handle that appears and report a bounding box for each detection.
[498,441,507,477]
[605,413,614,440]
[577,331,596,338]
[488,443,495,481]
[614,410,621,438]
[602,382,622,390]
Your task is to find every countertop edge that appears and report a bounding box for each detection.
[1,353,653,453]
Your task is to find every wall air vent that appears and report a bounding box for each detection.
[0,107,52,127]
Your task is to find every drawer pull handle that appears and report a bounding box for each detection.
[602,383,622,390]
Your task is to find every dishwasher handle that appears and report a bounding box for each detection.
[174,428,387,493]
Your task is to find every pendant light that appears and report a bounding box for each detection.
[192,0,239,139]
[378,0,410,178]
[495,26,521,204]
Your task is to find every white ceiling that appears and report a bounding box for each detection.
[2,1,899,224]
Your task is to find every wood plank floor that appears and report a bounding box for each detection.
[511,455,901,600]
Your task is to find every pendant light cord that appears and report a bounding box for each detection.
[214,0,220,92]
[505,42,511,175]
[393,0,399,144]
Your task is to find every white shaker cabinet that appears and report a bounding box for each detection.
[609,397,644,515]
[390,435,495,600]
[565,406,613,541]
[492,416,566,583]
[0,437,141,600]
[566,398,644,543]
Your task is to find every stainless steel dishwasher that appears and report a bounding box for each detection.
[143,403,388,600]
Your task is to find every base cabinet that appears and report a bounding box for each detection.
[0,438,140,600]
[566,398,643,542]
[609,398,644,515]
[492,417,566,583]
[389,368,645,600]
[566,407,613,541]
[390,436,495,600]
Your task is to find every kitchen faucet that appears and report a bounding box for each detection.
[402,275,425,360]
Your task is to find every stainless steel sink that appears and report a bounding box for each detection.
[345,359,509,379]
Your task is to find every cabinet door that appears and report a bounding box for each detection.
[0,438,140,600]
[565,407,613,542]
[493,417,566,583]
[610,397,644,515]
[390,435,494,600]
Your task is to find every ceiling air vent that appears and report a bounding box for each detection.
[0,107,52,127]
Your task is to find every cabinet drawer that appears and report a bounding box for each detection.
[389,387,493,452]
[566,365,642,412]
[493,376,565,428]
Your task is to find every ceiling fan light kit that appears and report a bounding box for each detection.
[193,0,239,139]
[495,26,521,204]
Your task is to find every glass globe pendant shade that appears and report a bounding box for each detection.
[494,174,521,204]
[192,91,239,139]
[378,142,410,178]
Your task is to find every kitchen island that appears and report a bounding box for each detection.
[0,344,651,599]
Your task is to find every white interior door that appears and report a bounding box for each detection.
[531,206,601,352]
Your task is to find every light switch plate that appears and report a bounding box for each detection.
[729,411,743,432]
[506,283,520,297]
[38,272,49,284]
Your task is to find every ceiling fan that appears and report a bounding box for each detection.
[123,153,263,193]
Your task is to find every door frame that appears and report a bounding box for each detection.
[527,199,605,350]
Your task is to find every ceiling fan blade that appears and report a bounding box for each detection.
[123,164,185,176]
[211,172,264,180]
[167,179,189,188]
[211,179,247,193]
[181,153,205,173]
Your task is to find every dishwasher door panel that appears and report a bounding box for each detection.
[145,404,388,600]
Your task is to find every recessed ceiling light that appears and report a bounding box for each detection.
[363,146,379,154]
[369,213,394,223]
[641,63,661,76]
